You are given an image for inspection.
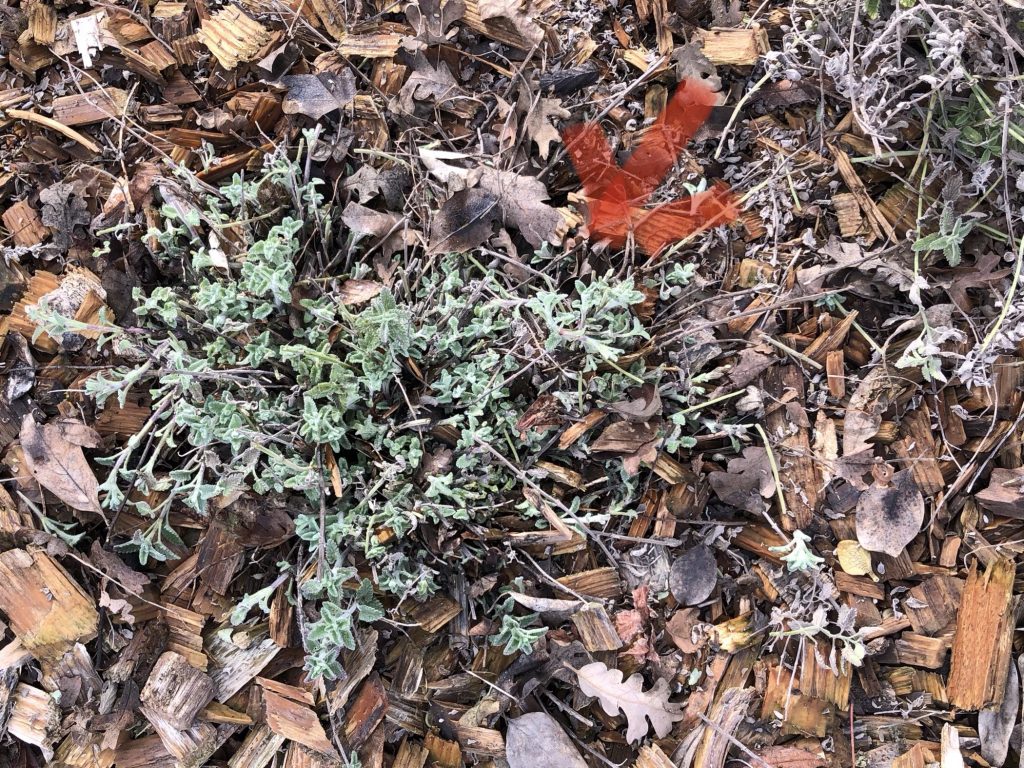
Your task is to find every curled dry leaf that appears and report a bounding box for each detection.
[707,446,775,514]
[20,415,102,514]
[575,661,683,743]
[337,279,383,306]
[855,469,924,557]
[665,607,710,654]
[505,713,588,768]
[669,545,717,606]
[835,540,873,578]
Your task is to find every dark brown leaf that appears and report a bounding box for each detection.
[669,545,717,606]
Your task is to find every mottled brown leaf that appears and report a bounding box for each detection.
[855,469,924,557]
[20,415,102,513]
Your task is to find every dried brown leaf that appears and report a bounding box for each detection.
[20,415,102,514]
[855,469,924,557]
[575,661,683,742]
[523,97,570,160]
[707,446,775,514]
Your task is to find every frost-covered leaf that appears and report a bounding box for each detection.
[978,658,1019,766]
[506,713,588,768]
[575,661,683,742]
[855,469,924,557]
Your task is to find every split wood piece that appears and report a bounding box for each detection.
[761,663,827,738]
[112,735,176,768]
[993,354,1023,418]
[27,4,57,45]
[936,389,967,447]
[800,640,851,709]
[201,700,253,725]
[199,6,271,69]
[285,742,346,768]
[151,1,192,39]
[976,467,1024,518]
[141,651,216,730]
[306,0,345,39]
[571,603,622,652]
[833,192,866,238]
[161,602,208,670]
[229,723,287,768]
[905,575,963,635]
[634,743,675,768]
[9,43,57,80]
[392,737,429,768]
[2,200,48,246]
[695,27,769,66]
[884,666,948,704]
[803,311,858,364]
[892,405,945,497]
[260,684,337,757]
[6,682,60,758]
[764,364,818,529]
[206,625,280,702]
[51,732,116,768]
[333,31,405,58]
[893,743,935,768]
[403,595,460,634]
[196,518,244,594]
[947,557,1015,710]
[830,145,896,241]
[452,721,505,757]
[826,350,845,398]
[424,732,462,767]
[0,548,98,668]
[890,633,950,669]
[342,673,388,749]
[692,686,757,767]
[556,567,622,600]
[51,87,129,126]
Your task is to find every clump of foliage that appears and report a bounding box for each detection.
[39,144,706,679]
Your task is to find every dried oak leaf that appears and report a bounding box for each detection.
[40,182,90,252]
[20,415,102,514]
[669,544,717,606]
[575,661,683,743]
[420,148,564,247]
[707,446,775,514]
[405,0,465,45]
[665,607,710,654]
[281,71,356,120]
[396,53,459,115]
[855,469,924,557]
[523,98,570,160]
[506,713,587,768]
[341,202,415,257]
